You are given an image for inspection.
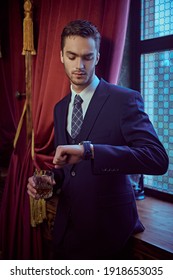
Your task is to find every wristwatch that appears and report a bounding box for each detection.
[79,141,92,160]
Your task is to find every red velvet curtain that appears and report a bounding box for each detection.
[0,0,130,259]
[0,1,25,167]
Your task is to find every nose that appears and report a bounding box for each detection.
[76,57,85,69]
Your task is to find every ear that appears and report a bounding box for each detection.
[95,52,100,65]
[60,51,64,63]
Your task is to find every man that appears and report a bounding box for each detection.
[27,19,169,259]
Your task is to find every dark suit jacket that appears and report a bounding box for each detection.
[53,78,168,259]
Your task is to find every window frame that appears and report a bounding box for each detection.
[129,0,173,202]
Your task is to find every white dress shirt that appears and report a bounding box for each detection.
[67,75,100,135]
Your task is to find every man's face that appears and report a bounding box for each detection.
[60,36,100,93]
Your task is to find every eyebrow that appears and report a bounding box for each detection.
[66,51,94,57]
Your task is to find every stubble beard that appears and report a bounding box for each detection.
[69,70,95,89]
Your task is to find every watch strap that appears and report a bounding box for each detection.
[79,141,92,160]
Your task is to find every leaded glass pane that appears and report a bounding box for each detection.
[141,50,173,194]
[141,0,173,40]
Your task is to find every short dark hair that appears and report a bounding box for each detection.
[61,19,101,52]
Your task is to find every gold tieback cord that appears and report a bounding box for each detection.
[19,1,46,227]
[0,41,2,58]
[13,100,27,149]
[31,128,34,160]
[14,0,36,149]
[12,0,49,228]
[13,100,34,161]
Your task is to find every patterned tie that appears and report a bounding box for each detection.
[71,94,83,139]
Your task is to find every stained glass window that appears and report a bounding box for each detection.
[141,50,173,194]
[141,0,173,40]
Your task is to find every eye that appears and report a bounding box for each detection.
[68,55,76,60]
[84,55,94,61]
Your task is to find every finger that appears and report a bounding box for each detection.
[53,157,57,164]
[27,188,37,199]
[28,176,36,187]
[27,180,37,199]
[53,154,68,165]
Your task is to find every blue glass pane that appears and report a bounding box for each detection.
[141,0,173,40]
[141,50,173,194]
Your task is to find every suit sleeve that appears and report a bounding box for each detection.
[92,90,169,175]
[52,104,65,186]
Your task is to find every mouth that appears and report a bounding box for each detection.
[73,71,86,76]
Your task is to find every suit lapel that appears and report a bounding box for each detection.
[78,79,110,142]
[59,94,71,144]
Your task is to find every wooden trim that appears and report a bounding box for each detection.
[140,35,173,53]
[133,196,173,259]
[144,188,173,203]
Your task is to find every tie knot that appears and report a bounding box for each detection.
[74,94,83,105]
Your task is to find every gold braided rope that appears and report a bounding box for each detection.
[31,128,34,160]
[13,100,27,149]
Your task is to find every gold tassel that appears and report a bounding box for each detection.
[22,0,36,55]
[29,196,47,227]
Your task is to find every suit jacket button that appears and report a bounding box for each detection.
[71,171,76,177]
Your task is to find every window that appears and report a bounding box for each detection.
[130,0,173,196]
[141,0,173,40]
